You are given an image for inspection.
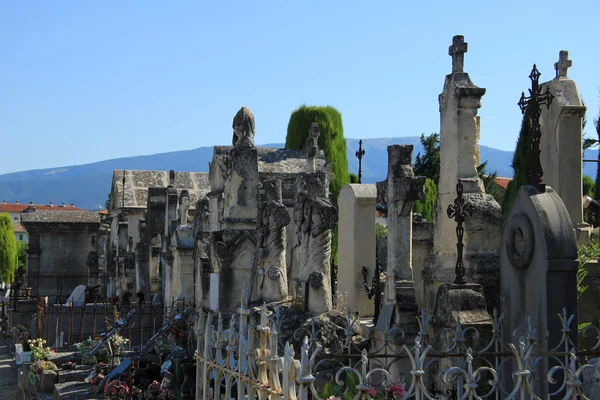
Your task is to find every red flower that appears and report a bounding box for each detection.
[388,382,406,397]
[368,387,377,397]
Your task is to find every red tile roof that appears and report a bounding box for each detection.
[13,222,27,233]
[494,177,512,190]
[0,203,82,213]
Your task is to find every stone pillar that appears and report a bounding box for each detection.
[376,145,425,305]
[97,228,108,299]
[135,219,151,301]
[147,187,166,294]
[337,184,377,316]
[423,35,502,315]
[540,50,590,244]
[435,35,486,255]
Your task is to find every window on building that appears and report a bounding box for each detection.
[19,234,23,241]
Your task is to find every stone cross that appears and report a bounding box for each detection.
[554,50,572,78]
[449,35,468,74]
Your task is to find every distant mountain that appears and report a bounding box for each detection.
[0,137,591,210]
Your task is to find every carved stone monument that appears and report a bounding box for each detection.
[254,179,291,303]
[540,50,591,244]
[222,108,259,230]
[423,35,502,314]
[291,172,338,313]
[500,185,578,396]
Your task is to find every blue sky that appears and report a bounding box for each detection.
[1,1,599,175]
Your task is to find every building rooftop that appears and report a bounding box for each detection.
[0,202,81,213]
[493,177,512,190]
[110,170,210,209]
[13,222,27,233]
[21,209,101,224]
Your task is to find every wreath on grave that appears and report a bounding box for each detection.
[505,212,535,270]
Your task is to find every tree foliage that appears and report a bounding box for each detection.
[502,107,533,215]
[414,133,440,185]
[0,213,18,284]
[286,105,349,202]
[413,178,437,222]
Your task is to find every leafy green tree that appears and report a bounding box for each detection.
[349,173,359,183]
[285,105,349,201]
[414,133,440,185]
[583,175,595,197]
[502,107,533,215]
[0,214,18,284]
[375,223,388,243]
[413,178,437,222]
[15,241,27,281]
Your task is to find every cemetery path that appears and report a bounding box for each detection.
[0,341,19,400]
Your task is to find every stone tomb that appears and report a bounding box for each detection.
[500,185,578,397]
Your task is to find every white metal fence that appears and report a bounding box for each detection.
[194,301,600,400]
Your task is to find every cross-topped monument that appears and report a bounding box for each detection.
[554,50,572,78]
[449,35,468,74]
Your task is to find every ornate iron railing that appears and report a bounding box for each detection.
[195,301,600,400]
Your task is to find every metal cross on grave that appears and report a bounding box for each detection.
[355,139,366,183]
[518,64,554,192]
[555,50,572,78]
[449,35,468,74]
[446,180,474,285]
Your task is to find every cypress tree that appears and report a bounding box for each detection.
[502,107,533,215]
[285,105,349,202]
[286,105,348,268]
[0,213,18,284]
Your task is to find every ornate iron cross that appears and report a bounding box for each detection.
[518,64,554,193]
[446,180,474,285]
[355,139,366,183]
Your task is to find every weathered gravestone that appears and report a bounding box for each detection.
[540,50,590,244]
[500,185,578,397]
[338,183,377,316]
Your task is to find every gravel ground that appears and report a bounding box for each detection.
[0,341,20,400]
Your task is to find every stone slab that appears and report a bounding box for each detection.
[53,381,103,400]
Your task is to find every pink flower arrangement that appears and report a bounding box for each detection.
[388,382,407,397]
[104,380,130,398]
[368,387,378,397]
